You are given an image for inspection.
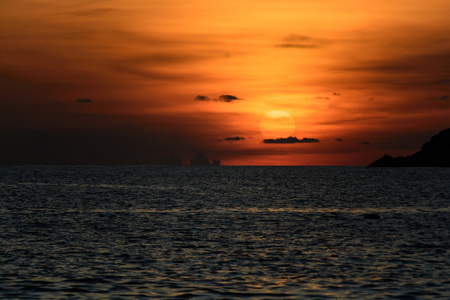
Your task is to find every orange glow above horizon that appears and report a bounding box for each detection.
[260,111,296,139]
[1,0,450,165]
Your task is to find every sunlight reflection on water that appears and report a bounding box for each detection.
[0,166,449,299]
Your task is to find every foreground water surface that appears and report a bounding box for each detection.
[0,166,449,299]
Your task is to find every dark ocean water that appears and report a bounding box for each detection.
[0,166,449,299]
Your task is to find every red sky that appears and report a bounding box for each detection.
[1,0,450,165]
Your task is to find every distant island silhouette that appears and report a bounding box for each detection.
[368,128,450,167]
[190,152,220,166]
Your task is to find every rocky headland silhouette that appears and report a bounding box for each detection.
[368,128,450,167]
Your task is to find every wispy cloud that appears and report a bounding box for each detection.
[111,63,207,82]
[431,94,448,100]
[276,44,317,49]
[284,34,312,42]
[318,116,387,125]
[276,34,328,49]
[333,51,450,90]
[66,8,116,17]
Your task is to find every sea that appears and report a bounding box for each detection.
[0,166,449,299]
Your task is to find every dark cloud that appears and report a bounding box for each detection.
[195,95,210,101]
[263,136,320,144]
[336,138,343,142]
[195,94,243,102]
[225,136,245,141]
[76,98,92,103]
[439,95,448,100]
[333,92,341,96]
[216,94,243,102]
[360,141,371,145]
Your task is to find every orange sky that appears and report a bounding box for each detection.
[1,0,450,165]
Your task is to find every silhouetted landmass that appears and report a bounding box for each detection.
[263,136,320,144]
[189,152,220,166]
[368,128,450,167]
[190,152,211,166]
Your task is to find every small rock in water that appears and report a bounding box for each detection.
[363,213,381,220]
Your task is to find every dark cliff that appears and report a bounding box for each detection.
[368,128,450,167]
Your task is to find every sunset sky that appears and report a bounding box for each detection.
[1,0,450,165]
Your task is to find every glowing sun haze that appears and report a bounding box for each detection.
[260,111,295,139]
[1,0,450,165]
